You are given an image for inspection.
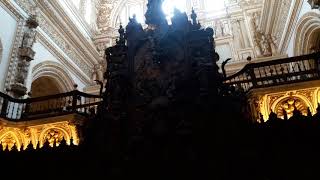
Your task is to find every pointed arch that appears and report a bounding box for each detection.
[0,130,22,151]
[270,94,314,118]
[39,127,71,147]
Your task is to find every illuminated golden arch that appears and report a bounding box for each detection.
[270,94,314,119]
[315,88,320,106]
[294,11,320,56]
[39,127,71,147]
[0,130,22,151]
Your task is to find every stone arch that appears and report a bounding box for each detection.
[271,94,314,119]
[39,127,71,147]
[32,61,75,94]
[110,0,128,28]
[110,0,148,28]
[294,11,320,56]
[0,130,22,151]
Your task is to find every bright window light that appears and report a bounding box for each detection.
[85,0,92,24]
[162,0,187,20]
[72,0,80,9]
[129,5,144,23]
[206,0,226,11]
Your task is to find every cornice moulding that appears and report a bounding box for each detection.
[36,30,92,85]
[279,0,304,53]
[37,0,101,63]
[61,0,95,38]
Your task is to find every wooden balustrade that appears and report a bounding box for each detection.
[0,90,102,121]
[224,52,320,92]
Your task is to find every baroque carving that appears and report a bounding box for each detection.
[0,121,80,151]
[44,129,65,147]
[103,0,222,161]
[10,13,39,97]
[212,19,231,38]
[275,97,308,119]
[238,0,264,7]
[0,133,19,151]
[3,18,25,93]
[250,12,278,57]
[91,63,104,83]
[97,0,120,34]
[273,0,292,46]
[255,87,320,122]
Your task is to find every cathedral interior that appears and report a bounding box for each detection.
[0,0,320,179]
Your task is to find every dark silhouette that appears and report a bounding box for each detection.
[0,1,320,180]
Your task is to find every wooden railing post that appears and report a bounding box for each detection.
[315,53,320,77]
[249,68,257,88]
[24,100,31,117]
[1,99,8,117]
[72,91,78,113]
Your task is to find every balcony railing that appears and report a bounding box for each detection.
[224,52,320,92]
[0,90,102,121]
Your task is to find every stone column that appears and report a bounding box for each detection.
[10,15,38,98]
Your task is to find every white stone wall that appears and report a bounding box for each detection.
[286,0,313,57]
[0,4,18,92]
[0,0,95,95]
[25,42,86,92]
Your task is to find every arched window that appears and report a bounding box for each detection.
[163,0,187,20]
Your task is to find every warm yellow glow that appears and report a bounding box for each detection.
[0,115,81,151]
[257,87,320,122]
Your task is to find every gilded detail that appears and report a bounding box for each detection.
[0,120,80,151]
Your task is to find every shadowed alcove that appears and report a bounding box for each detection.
[31,76,63,97]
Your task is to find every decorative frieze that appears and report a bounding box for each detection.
[0,118,80,151]
[4,20,26,93]
[97,0,121,34]
[273,0,292,46]
[251,85,320,122]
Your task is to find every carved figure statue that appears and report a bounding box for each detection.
[92,64,104,82]
[145,0,167,27]
[22,29,37,48]
[261,34,272,56]
[266,34,278,55]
